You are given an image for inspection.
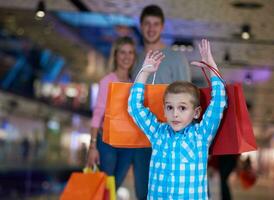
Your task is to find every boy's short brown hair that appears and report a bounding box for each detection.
[164,81,200,108]
[140,4,165,24]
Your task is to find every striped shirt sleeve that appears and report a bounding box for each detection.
[196,76,227,144]
[128,83,161,145]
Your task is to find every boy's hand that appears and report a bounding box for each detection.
[142,50,165,73]
[191,39,218,71]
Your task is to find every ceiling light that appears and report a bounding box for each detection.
[36,0,46,18]
[241,24,251,40]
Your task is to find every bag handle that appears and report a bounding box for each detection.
[134,64,157,84]
[195,61,226,86]
[83,165,99,174]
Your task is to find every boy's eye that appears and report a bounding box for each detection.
[166,105,173,110]
[179,106,186,111]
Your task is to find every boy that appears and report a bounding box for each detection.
[132,5,190,199]
[128,39,227,199]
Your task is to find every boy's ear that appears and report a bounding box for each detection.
[194,106,202,119]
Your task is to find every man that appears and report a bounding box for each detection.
[131,5,191,200]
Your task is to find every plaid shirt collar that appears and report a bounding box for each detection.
[167,122,194,137]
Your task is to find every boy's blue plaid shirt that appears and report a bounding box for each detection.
[128,76,227,200]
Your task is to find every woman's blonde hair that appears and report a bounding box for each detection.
[107,36,136,72]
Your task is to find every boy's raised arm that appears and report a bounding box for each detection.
[127,50,165,145]
[191,39,219,77]
[192,39,227,143]
[135,50,165,84]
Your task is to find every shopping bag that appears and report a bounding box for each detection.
[82,167,116,200]
[198,61,257,155]
[106,176,116,200]
[60,170,106,200]
[102,176,116,200]
[238,169,257,189]
[103,83,166,148]
[103,188,110,200]
[103,62,257,154]
[237,156,257,189]
[200,83,257,155]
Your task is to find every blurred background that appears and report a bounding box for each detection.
[0,0,273,199]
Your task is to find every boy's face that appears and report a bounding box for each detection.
[164,93,201,132]
[141,16,164,44]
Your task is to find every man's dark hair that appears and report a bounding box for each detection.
[140,4,165,24]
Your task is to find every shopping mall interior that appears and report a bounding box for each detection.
[0,0,273,199]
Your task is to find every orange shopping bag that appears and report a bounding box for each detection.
[103,83,166,148]
[60,170,107,200]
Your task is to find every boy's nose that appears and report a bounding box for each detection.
[173,109,178,117]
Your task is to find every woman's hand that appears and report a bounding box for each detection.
[86,147,100,167]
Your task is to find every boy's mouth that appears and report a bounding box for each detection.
[172,121,180,125]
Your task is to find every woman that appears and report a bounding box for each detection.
[86,36,135,189]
